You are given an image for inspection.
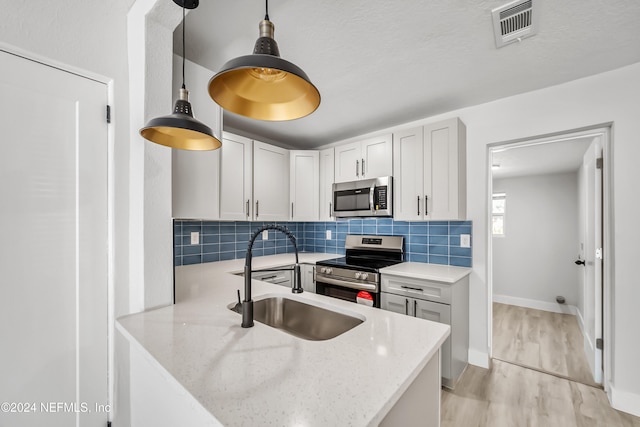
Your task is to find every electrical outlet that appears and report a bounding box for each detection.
[326,230,332,240]
[262,230,269,240]
[460,234,471,248]
[190,231,199,245]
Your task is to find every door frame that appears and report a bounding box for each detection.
[0,42,116,420]
[486,124,613,394]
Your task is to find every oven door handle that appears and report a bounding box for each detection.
[316,276,378,292]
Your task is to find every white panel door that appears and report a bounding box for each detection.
[219,133,252,220]
[0,51,108,426]
[381,293,410,316]
[319,148,335,221]
[253,141,289,221]
[361,134,393,179]
[393,127,424,221]
[423,118,467,220]
[290,150,319,221]
[414,299,452,379]
[334,141,360,183]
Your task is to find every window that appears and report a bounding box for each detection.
[492,193,506,236]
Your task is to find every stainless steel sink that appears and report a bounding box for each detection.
[230,296,364,341]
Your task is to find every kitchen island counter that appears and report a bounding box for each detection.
[117,254,450,426]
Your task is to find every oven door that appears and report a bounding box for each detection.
[315,279,380,308]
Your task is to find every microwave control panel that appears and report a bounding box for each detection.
[374,186,388,210]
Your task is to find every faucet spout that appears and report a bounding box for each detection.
[242,224,302,328]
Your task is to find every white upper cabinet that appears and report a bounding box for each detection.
[319,148,335,221]
[290,150,319,221]
[393,127,424,221]
[219,132,253,220]
[253,141,290,221]
[393,118,466,221]
[334,134,393,183]
[171,56,223,220]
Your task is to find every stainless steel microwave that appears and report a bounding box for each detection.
[332,176,393,218]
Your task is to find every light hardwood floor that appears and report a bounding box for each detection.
[441,359,640,427]
[492,302,596,387]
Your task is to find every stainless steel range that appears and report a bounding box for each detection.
[315,235,404,307]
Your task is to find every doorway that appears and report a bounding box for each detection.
[488,127,611,388]
[0,50,110,426]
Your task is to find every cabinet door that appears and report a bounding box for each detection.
[171,56,223,220]
[392,127,424,221]
[361,134,393,179]
[253,141,290,221]
[334,141,361,183]
[380,292,411,316]
[301,264,316,293]
[423,118,466,220]
[219,133,252,220]
[319,148,335,221]
[414,299,452,379]
[290,150,319,221]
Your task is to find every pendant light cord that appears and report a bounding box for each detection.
[182,3,186,90]
[265,0,269,20]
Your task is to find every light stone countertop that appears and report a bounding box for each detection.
[380,262,472,283]
[117,253,450,427]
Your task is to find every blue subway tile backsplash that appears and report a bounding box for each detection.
[174,219,472,268]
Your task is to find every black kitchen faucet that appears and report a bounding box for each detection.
[241,224,302,328]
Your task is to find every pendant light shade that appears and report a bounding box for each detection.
[208,4,320,121]
[139,0,222,151]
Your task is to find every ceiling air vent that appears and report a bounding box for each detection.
[492,0,537,48]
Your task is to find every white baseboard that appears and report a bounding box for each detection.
[493,294,577,315]
[468,348,490,369]
[610,385,640,417]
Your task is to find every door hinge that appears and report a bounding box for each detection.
[596,248,603,260]
[596,338,603,350]
[106,105,111,124]
[596,158,603,169]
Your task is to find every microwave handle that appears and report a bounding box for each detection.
[370,184,375,211]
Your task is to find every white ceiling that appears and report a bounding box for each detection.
[491,136,593,179]
[176,0,640,149]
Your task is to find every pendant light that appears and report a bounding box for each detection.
[208,0,320,121]
[140,0,222,151]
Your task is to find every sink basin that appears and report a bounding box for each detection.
[230,296,364,341]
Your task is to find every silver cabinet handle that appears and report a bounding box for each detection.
[329,202,333,218]
[417,195,421,216]
[291,202,294,218]
[246,199,250,218]
[405,298,409,315]
[256,200,259,218]
[356,160,359,177]
[361,158,365,177]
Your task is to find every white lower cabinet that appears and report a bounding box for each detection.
[381,273,469,389]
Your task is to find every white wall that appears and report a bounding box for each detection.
[493,172,580,309]
[326,61,640,413]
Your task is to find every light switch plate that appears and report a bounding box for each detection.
[326,230,332,240]
[460,234,471,248]
[262,230,269,240]
[190,231,199,245]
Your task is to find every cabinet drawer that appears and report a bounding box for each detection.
[381,274,452,304]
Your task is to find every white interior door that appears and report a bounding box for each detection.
[583,137,604,384]
[0,50,108,426]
